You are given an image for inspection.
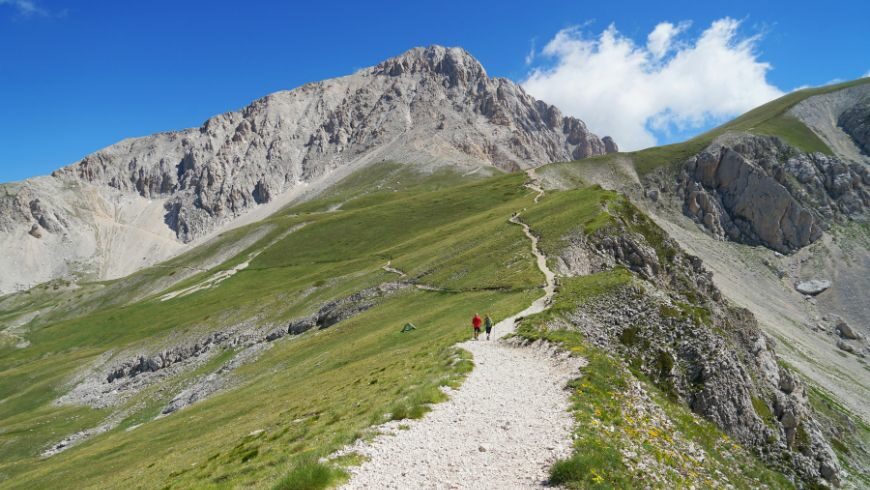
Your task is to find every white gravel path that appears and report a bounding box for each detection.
[339,181,585,489]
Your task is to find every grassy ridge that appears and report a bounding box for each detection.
[542,77,870,180]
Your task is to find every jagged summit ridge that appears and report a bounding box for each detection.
[52,45,614,241]
[374,46,488,82]
[0,45,615,293]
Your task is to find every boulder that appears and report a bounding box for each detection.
[599,234,660,280]
[778,369,797,394]
[794,279,831,295]
[820,462,840,487]
[836,340,855,354]
[834,317,859,340]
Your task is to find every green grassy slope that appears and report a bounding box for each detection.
[0,166,541,488]
[543,77,870,181]
[0,159,840,488]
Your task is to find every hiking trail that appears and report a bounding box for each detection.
[337,170,584,489]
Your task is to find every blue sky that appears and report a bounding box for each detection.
[1,0,868,183]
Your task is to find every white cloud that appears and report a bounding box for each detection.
[525,39,536,65]
[792,77,848,93]
[0,0,46,16]
[647,21,689,60]
[522,18,784,150]
[864,70,870,78]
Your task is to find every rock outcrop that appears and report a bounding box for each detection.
[0,46,615,294]
[265,282,408,341]
[838,100,870,154]
[59,281,406,411]
[549,202,841,486]
[677,134,869,253]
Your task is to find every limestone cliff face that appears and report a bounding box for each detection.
[839,99,870,155]
[677,134,869,253]
[0,46,614,293]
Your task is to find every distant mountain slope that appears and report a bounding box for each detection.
[542,78,870,253]
[0,45,615,294]
[538,78,870,455]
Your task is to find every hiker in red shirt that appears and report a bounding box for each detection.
[472,313,482,340]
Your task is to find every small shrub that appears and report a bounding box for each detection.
[272,458,346,490]
[388,403,408,421]
[655,350,674,377]
[795,424,811,451]
[239,448,259,463]
[830,437,849,455]
[407,403,429,419]
[751,396,774,424]
[549,446,628,487]
[618,326,640,347]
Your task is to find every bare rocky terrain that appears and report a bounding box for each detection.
[0,45,614,294]
[675,132,868,253]
[789,83,870,164]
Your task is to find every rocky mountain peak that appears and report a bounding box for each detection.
[0,45,617,293]
[372,45,487,86]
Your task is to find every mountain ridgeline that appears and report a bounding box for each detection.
[0,46,614,294]
[57,46,616,240]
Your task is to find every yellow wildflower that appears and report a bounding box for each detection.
[591,470,604,484]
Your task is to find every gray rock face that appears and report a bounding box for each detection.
[679,134,869,253]
[795,279,831,295]
[837,99,870,155]
[0,185,66,235]
[602,136,619,154]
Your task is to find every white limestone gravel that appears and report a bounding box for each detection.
[339,332,583,489]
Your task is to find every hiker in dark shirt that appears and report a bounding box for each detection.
[484,314,494,340]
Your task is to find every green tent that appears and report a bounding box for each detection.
[400,323,416,333]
